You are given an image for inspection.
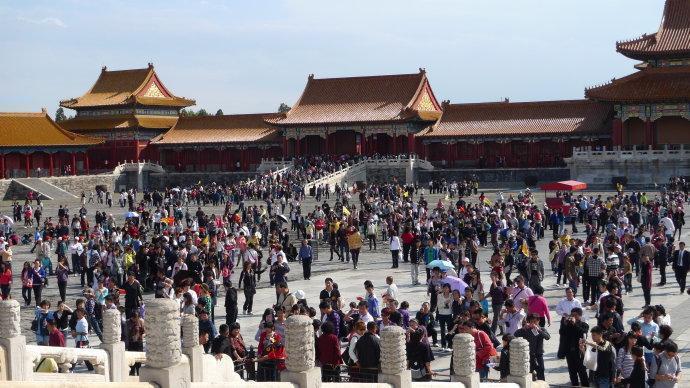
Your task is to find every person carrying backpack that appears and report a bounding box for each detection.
[648,341,681,388]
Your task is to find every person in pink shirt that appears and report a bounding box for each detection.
[526,285,551,327]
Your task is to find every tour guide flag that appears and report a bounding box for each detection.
[521,240,529,256]
[342,207,351,216]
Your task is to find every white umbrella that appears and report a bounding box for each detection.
[125,211,140,218]
[1,215,14,225]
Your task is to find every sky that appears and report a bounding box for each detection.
[0,0,666,116]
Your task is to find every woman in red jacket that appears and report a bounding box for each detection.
[0,262,12,299]
[256,321,285,381]
[459,320,497,380]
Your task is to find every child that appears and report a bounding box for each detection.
[494,334,514,381]
[363,280,381,319]
[224,282,238,325]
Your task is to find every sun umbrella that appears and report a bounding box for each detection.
[1,215,14,225]
[425,259,455,271]
[277,214,289,223]
[124,211,139,218]
[442,276,468,294]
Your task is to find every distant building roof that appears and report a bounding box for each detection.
[0,112,102,148]
[60,115,179,132]
[60,64,195,109]
[616,0,690,60]
[417,100,611,139]
[586,65,690,103]
[268,69,442,126]
[153,113,281,145]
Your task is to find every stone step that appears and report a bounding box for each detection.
[9,178,78,201]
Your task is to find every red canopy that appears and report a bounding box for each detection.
[539,180,587,191]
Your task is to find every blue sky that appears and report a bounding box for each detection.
[0,0,665,116]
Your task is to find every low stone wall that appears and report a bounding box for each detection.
[568,158,690,188]
[418,168,569,186]
[366,167,407,184]
[43,175,120,194]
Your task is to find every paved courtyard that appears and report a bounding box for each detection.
[2,188,689,385]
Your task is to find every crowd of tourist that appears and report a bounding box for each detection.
[0,156,686,386]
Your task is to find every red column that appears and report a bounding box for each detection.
[423,143,429,159]
[85,152,90,175]
[241,148,248,171]
[25,154,31,177]
[408,133,415,155]
[325,133,331,154]
[528,142,538,168]
[644,119,655,148]
[360,132,366,156]
[0,154,4,179]
[612,118,623,147]
[295,137,301,157]
[447,143,454,167]
[134,141,141,162]
[282,137,288,158]
[391,135,397,155]
[49,153,54,177]
[71,152,77,175]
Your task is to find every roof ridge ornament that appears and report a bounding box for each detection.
[101,66,107,72]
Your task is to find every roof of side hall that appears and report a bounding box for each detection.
[60,64,195,109]
[417,100,611,138]
[268,69,442,126]
[153,113,281,145]
[0,112,103,147]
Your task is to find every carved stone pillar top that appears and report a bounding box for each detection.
[285,315,315,372]
[452,333,476,376]
[101,309,122,345]
[181,314,200,348]
[509,337,531,377]
[0,299,21,338]
[144,299,181,369]
[380,326,406,375]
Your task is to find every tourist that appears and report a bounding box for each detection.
[382,275,398,302]
[55,257,69,302]
[582,326,617,388]
[436,283,453,351]
[316,321,342,382]
[33,300,51,345]
[407,327,435,381]
[671,241,689,294]
[319,277,341,310]
[409,238,422,285]
[0,261,12,300]
[415,302,437,346]
[640,254,653,307]
[123,272,143,318]
[126,311,144,375]
[344,321,366,379]
[526,286,551,328]
[255,321,285,381]
[389,231,401,269]
[275,282,297,312]
[458,320,496,380]
[298,239,313,280]
[347,226,363,270]
[615,346,647,388]
[238,261,259,315]
[648,341,681,388]
[224,282,238,325]
[558,307,589,386]
[353,321,381,381]
[514,313,550,381]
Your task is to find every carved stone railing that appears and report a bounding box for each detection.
[26,344,109,379]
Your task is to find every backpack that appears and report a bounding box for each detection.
[650,353,680,387]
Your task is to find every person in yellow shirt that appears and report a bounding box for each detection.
[123,246,135,273]
[347,227,364,270]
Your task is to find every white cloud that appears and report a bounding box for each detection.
[17,16,67,28]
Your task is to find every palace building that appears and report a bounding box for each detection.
[586,0,690,147]
[59,63,195,168]
[267,70,442,157]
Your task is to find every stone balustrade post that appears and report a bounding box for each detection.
[138,299,190,388]
[379,326,410,388]
[451,333,479,388]
[181,314,204,382]
[507,337,532,388]
[282,315,320,388]
[100,309,124,382]
[0,299,30,381]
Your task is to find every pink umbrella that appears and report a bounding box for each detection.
[442,276,467,294]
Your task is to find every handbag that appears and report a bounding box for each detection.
[583,345,597,371]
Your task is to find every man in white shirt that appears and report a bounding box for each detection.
[660,214,675,239]
[555,287,582,319]
[500,299,526,336]
[355,301,375,324]
[382,276,399,302]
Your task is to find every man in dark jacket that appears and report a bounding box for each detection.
[559,308,589,386]
[671,241,690,293]
[224,282,238,325]
[582,326,616,388]
[354,322,381,379]
[514,313,550,380]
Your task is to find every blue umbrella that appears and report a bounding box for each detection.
[425,259,454,271]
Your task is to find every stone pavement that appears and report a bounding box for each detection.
[2,188,689,385]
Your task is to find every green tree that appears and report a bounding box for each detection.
[197,109,208,117]
[55,107,67,122]
[179,108,190,117]
[278,103,291,113]
[215,109,224,116]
